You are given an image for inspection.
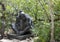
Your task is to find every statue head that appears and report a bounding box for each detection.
[19,10,24,15]
[18,10,26,19]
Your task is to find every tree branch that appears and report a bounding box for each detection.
[38,17,60,22]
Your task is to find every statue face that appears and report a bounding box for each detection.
[19,14,26,20]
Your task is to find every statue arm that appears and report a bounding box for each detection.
[19,19,32,35]
[19,24,31,35]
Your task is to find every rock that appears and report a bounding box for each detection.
[0,38,34,42]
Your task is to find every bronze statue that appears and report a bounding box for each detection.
[11,11,33,35]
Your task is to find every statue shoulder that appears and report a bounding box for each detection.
[25,14,33,20]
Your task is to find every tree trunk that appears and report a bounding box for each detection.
[0,2,6,38]
[48,0,55,42]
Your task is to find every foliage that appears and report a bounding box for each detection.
[0,0,60,42]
